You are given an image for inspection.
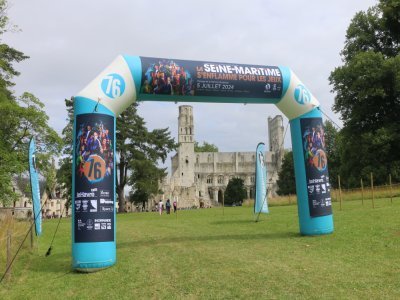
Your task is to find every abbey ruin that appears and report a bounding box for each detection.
[158,105,285,208]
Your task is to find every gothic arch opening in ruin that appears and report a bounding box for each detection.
[218,190,224,204]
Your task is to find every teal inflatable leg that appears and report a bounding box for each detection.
[72,96,117,271]
[290,108,334,235]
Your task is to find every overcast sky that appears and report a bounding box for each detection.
[4,0,377,165]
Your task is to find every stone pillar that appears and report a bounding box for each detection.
[177,105,195,187]
[235,152,239,172]
[213,188,219,203]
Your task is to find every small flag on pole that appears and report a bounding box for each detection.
[254,142,269,216]
[29,137,42,236]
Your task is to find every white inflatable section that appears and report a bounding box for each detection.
[76,55,137,115]
[276,70,319,120]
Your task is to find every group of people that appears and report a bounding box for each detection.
[76,122,113,176]
[157,199,177,215]
[141,60,195,96]
[304,124,326,167]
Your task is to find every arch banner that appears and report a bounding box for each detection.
[72,55,334,272]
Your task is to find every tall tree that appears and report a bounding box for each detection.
[0,2,62,205]
[323,121,341,188]
[57,98,73,211]
[329,0,400,187]
[276,151,296,195]
[59,99,177,213]
[116,103,176,212]
[224,177,247,206]
[127,157,165,209]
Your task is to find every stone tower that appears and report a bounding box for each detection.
[177,105,195,187]
[268,115,285,188]
[268,115,284,152]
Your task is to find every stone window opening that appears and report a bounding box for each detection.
[218,190,224,203]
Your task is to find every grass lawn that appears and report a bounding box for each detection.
[1,199,399,299]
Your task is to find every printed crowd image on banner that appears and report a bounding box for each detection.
[139,57,283,99]
[74,113,114,243]
[301,118,332,217]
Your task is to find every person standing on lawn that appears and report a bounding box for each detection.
[166,199,171,214]
[158,199,163,215]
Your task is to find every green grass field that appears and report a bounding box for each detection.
[1,199,400,299]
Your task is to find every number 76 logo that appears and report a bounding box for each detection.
[83,155,107,183]
[101,73,126,99]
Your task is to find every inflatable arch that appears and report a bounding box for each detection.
[72,56,333,272]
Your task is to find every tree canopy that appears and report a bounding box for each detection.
[224,177,247,205]
[56,98,74,211]
[276,151,296,196]
[58,100,177,213]
[329,0,400,187]
[194,141,218,152]
[116,103,176,212]
[0,1,62,205]
[322,121,340,188]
